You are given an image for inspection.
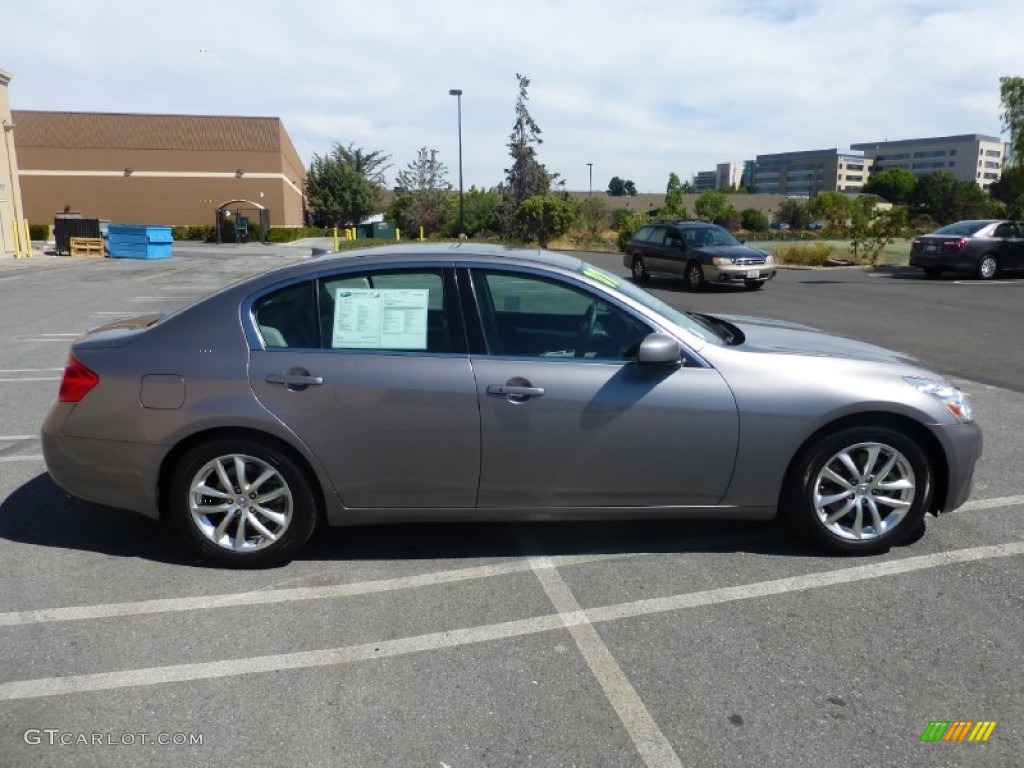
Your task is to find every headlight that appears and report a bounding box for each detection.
[905,376,973,423]
[762,252,774,264]
[711,257,733,266]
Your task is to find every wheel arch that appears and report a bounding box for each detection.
[157,427,328,525]
[779,412,949,516]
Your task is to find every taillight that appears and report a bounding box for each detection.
[941,237,969,252]
[911,238,921,249]
[58,356,99,403]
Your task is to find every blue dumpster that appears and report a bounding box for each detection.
[107,225,174,259]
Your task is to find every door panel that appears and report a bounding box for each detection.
[250,350,480,508]
[473,357,739,508]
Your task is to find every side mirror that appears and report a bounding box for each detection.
[638,333,681,365]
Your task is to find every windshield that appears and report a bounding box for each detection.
[576,263,724,346]
[694,226,741,247]
[932,220,993,236]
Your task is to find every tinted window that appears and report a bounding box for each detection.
[319,270,454,353]
[993,222,1019,238]
[253,281,319,349]
[933,221,993,236]
[474,270,650,360]
[687,225,740,247]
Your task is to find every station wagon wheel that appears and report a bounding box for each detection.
[685,261,706,291]
[784,426,931,554]
[631,256,649,283]
[169,438,318,567]
[977,255,998,280]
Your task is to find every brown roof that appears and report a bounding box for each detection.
[11,110,285,153]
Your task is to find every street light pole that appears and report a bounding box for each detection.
[586,162,593,197]
[448,89,464,237]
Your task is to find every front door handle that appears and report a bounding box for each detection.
[266,370,324,391]
[486,383,545,400]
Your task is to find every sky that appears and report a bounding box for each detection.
[3,0,1019,193]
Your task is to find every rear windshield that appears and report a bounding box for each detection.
[932,221,993,236]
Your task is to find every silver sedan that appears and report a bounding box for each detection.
[42,244,982,567]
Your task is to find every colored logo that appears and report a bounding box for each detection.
[920,721,997,742]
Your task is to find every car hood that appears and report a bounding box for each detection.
[720,314,921,365]
[697,245,767,259]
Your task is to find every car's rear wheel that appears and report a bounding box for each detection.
[685,261,706,291]
[631,256,649,283]
[169,437,318,567]
[922,266,943,278]
[743,279,765,291]
[784,426,932,555]
[977,255,998,280]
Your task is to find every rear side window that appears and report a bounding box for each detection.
[253,281,319,349]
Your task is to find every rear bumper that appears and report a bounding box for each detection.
[42,405,164,520]
[909,251,975,273]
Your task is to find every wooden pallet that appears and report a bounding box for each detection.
[69,237,105,258]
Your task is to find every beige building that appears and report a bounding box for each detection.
[14,110,307,227]
[850,134,1006,189]
[1,68,29,256]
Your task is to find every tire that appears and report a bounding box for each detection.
[169,437,319,567]
[685,261,706,291]
[922,266,943,279]
[631,256,649,284]
[743,279,765,291]
[783,426,932,555]
[977,255,998,280]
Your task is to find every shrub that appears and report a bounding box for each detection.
[616,211,649,252]
[29,223,50,241]
[769,242,838,266]
[740,209,769,232]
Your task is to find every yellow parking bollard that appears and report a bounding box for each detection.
[419,226,424,241]
[396,228,401,241]
[332,227,338,251]
[21,219,32,257]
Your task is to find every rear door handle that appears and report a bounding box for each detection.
[266,372,324,391]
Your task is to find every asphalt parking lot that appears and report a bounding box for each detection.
[1,243,1022,767]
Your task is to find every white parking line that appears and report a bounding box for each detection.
[0,368,65,372]
[0,455,44,463]
[959,494,1024,512]
[0,377,59,382]
[1,541,1020,701]
[0,436,37,441]
[520,530,682,768]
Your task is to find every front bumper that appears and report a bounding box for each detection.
[704,264,777,283]
[932,421,984,513]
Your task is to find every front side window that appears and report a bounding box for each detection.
[472,270,651,361]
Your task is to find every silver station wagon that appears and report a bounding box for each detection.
[42,244,982,567]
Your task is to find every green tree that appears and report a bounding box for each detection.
[454,186,503,237]
[331,143,392,189]
[910,171,1000,223]
[739,208,769,232]
[576,196,609,243]
[515,193,579,247]
[862,167,918,204]
[1000,76,1024,169]
[807,191,853,234]
[989,166,1024,217]
[662,173,688,218]
[392,147,452,235]
[848,198,909,264]
[776,198,811,229]
[504,74,553,205]
[623,180,638,196]
[607,176,626,196]
[305,145,379,227]
[694,190,734,225]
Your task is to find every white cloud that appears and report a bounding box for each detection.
[3,0,1017,191]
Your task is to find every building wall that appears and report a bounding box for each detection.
[13,111,306,226]
[754,148,871,195]
[1,68,28,256]
[716,162,744,190]
[693,171,717,192]
[851,134,1005,189]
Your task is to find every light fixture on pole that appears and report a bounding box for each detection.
[587,162,593,197]
[448,88,464,237]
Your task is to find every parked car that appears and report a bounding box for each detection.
[625,220,776,290]
[770,221,790,231]
[910,219,1024,279]
[42,244,981,567]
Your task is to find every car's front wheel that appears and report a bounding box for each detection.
[783,426,932,555]
[977,255,998,280]
[169,437,318,567]
[631,256,649,283]
[685,261,706,291]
